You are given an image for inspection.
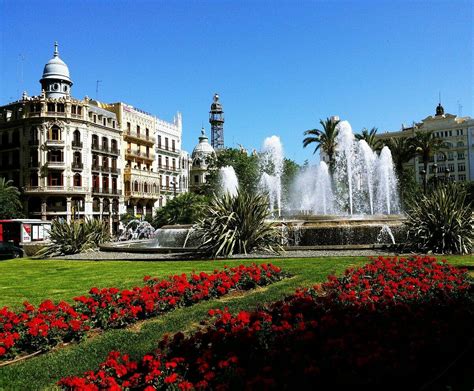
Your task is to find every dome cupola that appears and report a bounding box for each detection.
[40,42,73,98]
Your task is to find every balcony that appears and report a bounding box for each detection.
[91,164,101,172]
[155,145,180,156]
[125,189,160,199]
[23,185,89,194]
[46,160,65,169]
[91,143,120,156]
[158,165,179,173]
[125,149,155,162]
[72,162,84,170]
[92,187,122,196]
[45,139,65,147]
[124,131,154,146]
[110,167,120,175]
[72,140,83,149]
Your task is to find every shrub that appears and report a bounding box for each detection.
[38,218,111,256]
[194,190,282,257]
[152,193,208,228]
[404,183,473,254]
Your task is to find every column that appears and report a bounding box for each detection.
[66,196,72,223]
[41,197,47,221]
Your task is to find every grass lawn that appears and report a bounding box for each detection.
[0,254,472,389]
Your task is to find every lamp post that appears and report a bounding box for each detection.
[421,169,426,193]
[444,168,450,183]
[432,163,438,188]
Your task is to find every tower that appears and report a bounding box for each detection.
[209,93,224,150]
[40,42,73,98]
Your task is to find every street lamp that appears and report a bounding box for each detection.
[444,168,450,183]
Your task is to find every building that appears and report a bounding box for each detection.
[376,104,474,183]
[190,128,215,192]
[0,44,123,232]
[209,93,224,150]
[0,43,187,230]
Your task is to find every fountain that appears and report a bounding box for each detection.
[259,136,284,216]
[103,119,405,254]
[218,166,239,197]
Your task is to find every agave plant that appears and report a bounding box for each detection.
[404,183,473,254]
[39,218,111,257]
[195,190,282,258]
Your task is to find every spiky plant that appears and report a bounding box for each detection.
[195,190,283,258]
[39,218,111,257]
[404,183,473,254]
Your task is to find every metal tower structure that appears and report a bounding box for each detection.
[209,93,224,150]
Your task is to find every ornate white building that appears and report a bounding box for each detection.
[190,128,216,193]
[0,43,188,231]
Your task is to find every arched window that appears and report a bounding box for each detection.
[73,151,81,165]
[73,129,81,143]
[134,181,139,191]
[91,135,99,149]
[144,183,148,193]
[73,173,82,187]
[102,137,108,151]
[50,125,61,141]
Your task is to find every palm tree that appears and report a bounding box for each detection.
[411,131,446,192]
[303,117,340,169]
[0,178,23,219]
[355,127,383,151]
[383,136,416,177]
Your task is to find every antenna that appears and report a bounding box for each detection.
[96,80,102,100]
[438,91,441,104]
[457,100,463,117]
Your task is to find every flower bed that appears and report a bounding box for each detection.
[59,256,473,390]
[0,263,287,361]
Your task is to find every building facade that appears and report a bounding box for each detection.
[376,104,474,183]
[0,43,187,231]
[190,128,215,193]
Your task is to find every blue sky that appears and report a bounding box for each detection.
[0,0,472,164]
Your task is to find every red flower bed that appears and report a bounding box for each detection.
[0,263,287,361]
[59,256,473,390]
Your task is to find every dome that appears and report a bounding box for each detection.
[210,93,223,112]
[192,128,215,159]
[41,42,72,84]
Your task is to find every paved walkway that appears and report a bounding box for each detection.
[55,248,399,261]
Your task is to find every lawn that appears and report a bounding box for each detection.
[0,255,472,389]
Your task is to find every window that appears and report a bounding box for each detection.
[57,104,65,113]
[172,139,175,152]
[165,137,169,150]
[458,174,466,181]
[77,106,82,115]
[448,163,454,172]
[127,122,131,133]
[47,103,55,112]
[194,175,199,184]
[158,135,162,148]
[71,105,77,114]
[93,114,97,123]
[458,152,465,160]
[48,149,63,162]
[144,183,148,193]
[103,118,106,126]
[448,152,454,161]
[166,176,170,188]
[172,158,176,170]
[146,128,149,139]
[73,174,82,187]
[165,157,169,169]
[134,181,139,191]
[102,176,109,190]
[73,152,81,165]
[458,163,465,172]
[137,125,140,136]
[48,172,63,186]
[146,146,150,157]
[457,141,464,147]
[158,155,162,168]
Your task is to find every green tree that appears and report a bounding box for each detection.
[411,131,446,192]
[382,136,416,177]
[204,148,260,195]
[355,127,383,151]
[152,192,208,228]
[0,178,23,219]
[303,117,340,170]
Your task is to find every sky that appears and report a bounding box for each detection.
[0,0,472,164]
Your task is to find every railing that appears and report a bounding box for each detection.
[45,139,65,146]
[46,160,65,168]
[155,145,179,155]
[125,149,155,161]
[92,187,122,195]
[72,141,83,148]
[72,162,84,170]
[124,131,154,145]
[92,143,120,155]
[125,190,160,199]
[157,165,179,173]
[91,164,100,172]
[23,186,89,193]
[110,167,120,174]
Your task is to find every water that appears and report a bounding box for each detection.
[291,120,400,216]
[377,224,396,244]
[259,136,284,216]
[218,166,239,197]
[118,219,156,240]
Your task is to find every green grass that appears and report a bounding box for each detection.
[0,255,472,389]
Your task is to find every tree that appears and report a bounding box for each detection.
[383,137,416,177]
[411,131,446,192]
[355,127,383,151]
[152,192,208,228]
[0,178,23,219]
[303,117,340,170]
[204,148,260,196]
